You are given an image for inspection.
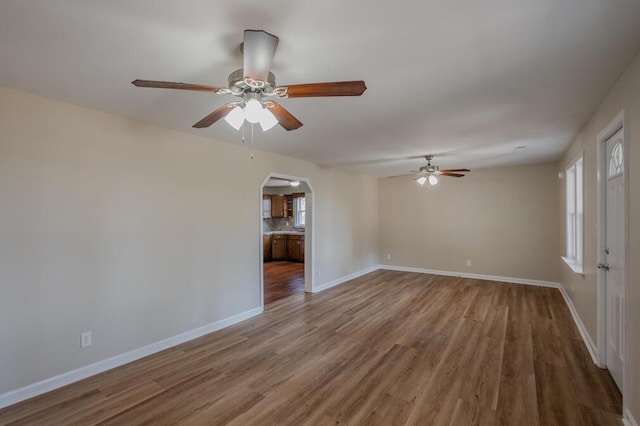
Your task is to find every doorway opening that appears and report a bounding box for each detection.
[260,173,313,307]
[596,111,628,403]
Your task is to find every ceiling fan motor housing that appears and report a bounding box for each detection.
[419,165,439,174]
[228,69,277,96]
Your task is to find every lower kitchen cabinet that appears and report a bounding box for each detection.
[271,234,286,260]
[265,233,304,262]
[286,234,305,262]
[263,234,272,261]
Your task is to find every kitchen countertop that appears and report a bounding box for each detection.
[264,231,305,235]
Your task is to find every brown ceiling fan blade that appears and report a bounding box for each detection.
[132,80,222,93]
[193,104,235,128]
[282,81,367,98]
[268,102,303,131]
[438,172,465,177]
[439,168,470,173]
[243,29,279,83]
[387,174,415,179]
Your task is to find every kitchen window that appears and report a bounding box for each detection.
[294,196,306,227]
[562,155,583,274]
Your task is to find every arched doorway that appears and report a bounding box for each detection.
[259,173,314,307]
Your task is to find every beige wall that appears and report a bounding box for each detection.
[558,50,640,420]
[0,86,379,395]
[378,162,560,283]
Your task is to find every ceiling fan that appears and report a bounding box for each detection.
[132,29,367,132]
[388,155,470,186]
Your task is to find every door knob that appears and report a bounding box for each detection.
[597,262,610,271]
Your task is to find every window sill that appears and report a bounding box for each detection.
[562,256,584,275]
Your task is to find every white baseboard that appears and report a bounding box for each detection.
[312,265,381,293]
[0,306,263,410]
[623,408,638,426]
[379,264,561,288]
[557,285,601,366]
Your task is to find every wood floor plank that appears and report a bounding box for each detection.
[495,316,540,425]
[263,261,304,304]
[0,271,622,425]
[449,398,498,426]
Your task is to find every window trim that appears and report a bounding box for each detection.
[562,153,584,274]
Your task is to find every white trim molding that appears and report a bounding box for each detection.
[379,264,561,288]
[312,265,380,293]
[557,286,601,366]
[0,307,263,410]
[623,408,638,426]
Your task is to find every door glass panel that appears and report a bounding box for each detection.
[608,141,623,178]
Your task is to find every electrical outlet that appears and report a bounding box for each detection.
[386,254,391,260]
[466,259,472,267]
[81,331,92,348]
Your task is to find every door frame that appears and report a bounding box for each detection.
[595,110,628,401]
[259,172,315,310]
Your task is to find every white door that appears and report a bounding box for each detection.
[604,128,625,390]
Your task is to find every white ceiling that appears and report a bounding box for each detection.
[266,178,293,187]
[1,1,639,176]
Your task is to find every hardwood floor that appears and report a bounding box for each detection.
[263,261,304,305]
[0,271,622,425]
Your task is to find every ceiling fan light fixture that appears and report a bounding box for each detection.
[224,105,245,130]
[428,175,439,186]
[244,98,263,124]
[290,180,301,187]
[259,107,278,131]
[416,176,427,185]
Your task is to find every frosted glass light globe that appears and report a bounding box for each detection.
[244,98,263,124]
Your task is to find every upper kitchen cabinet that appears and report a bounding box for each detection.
[262,195,272,219]
[271,194,286,218]
[286,195,293,218]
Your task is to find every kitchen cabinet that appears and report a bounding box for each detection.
[286,195,293,218]
[263,234,272,261]
[299,236,305,261]
[268,194,295,218]
[262,195,271,218]
[271,234,286,260]
[286,234,305,262]
[271,195,286,218]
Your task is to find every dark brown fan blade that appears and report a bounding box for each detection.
[439,168,470,173]
[268,102,303,131]
[438,172,465,177]
[282,81,367,98]
[132,80,222,93]
[387,174,415,179]
[193,103,235,128]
